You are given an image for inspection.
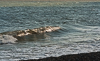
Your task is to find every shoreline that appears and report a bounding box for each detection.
[0,1,100,7]
[20,52,100,61]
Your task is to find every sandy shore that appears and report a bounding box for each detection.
[0,0,100,7]
[20,52,100,61]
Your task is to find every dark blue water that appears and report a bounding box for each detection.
[0,2,100,61]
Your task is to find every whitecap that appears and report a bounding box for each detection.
[0,35,17,44]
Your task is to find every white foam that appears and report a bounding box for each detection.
[0,35,17,44]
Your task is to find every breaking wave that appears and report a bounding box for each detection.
[0,35,17,44]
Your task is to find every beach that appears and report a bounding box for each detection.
[20,52,100,61]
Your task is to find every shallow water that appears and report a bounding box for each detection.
[0,2,100,61]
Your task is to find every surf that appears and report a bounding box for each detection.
[0,26,61,44]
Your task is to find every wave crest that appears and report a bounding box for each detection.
[0,26,61,44]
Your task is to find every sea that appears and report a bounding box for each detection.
[0,1,100,61]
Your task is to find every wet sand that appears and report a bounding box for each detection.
[20,52,100,61]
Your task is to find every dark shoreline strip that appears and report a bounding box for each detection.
[20,52,100,61]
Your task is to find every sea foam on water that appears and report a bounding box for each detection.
[0,35,17,44]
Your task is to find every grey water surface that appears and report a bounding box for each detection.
[0,2,100,61]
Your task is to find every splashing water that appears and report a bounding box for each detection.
[0,35,17,44]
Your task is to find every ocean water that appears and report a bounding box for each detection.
[0,2,100,61]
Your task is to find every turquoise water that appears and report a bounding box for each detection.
[0,2,100,61]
